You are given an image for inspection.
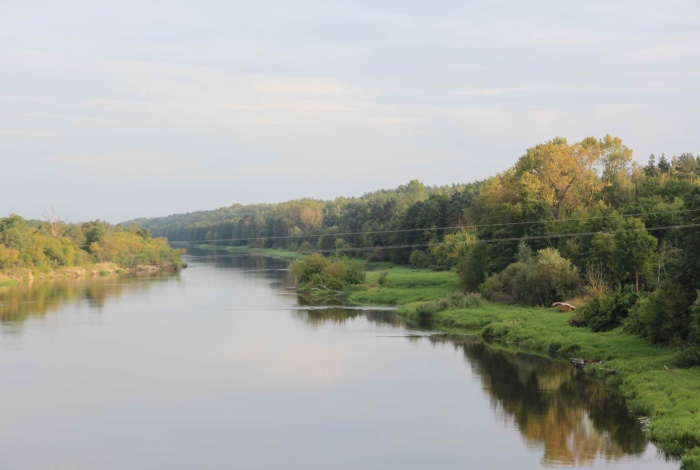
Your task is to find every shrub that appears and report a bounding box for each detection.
[480,247,581,306]
[578,286,639,332]
[289,254,365,290]
[289,253,329,284]
[568,311,587,327]
[377,271,389,286]
[675,346,700,368]
[445,291,483,308]
[416,301,440,326]
[625,281,693,343]
[342,259,365,285]
[409,250,431,268]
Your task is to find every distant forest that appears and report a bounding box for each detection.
[129,135,700,345]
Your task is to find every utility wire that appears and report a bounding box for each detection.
[167,207,700,244]
[183,222,700,257]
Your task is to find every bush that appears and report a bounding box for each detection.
[577,286,639,332]
[568,311,587,327]
[675,346,700,368]
[409,250,431,268]
[480,247,581,306]
[445,291,483,308]
[289,254,365,290]
[625,281,693,343]
[377,271,389,286]
[289,253,329,284]
[416,301,440,326]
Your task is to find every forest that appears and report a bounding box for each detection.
[0,216,185,275]
[129,135,700,347]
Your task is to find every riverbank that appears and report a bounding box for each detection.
[0,262,183,286]
[182,243,305,261]
[360,269,700,468]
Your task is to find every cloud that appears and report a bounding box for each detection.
[452,87,532,97]
[0,32,13,37]
[255,77,358,96]
[519,28,617,47]
[48,152,203,181]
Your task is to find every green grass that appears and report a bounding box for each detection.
[0,279,19,288]
[347,266,459,305]
[193,244,305,261]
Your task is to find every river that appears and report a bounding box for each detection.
[0,252,676,469]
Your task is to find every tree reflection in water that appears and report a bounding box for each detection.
[292,307,403,328]
[439,335,647,466]
[0,273,178,332]
[292,309,650,466]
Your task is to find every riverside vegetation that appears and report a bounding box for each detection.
[130,135,700,468]
[0,216,185,284]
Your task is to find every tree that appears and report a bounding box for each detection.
[644,155,658,177]
[600,135,635,206]
[613,218,657,292]
[42,207,66,238]
[514,137,601,220]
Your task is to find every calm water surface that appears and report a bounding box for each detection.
[0,253,676,469]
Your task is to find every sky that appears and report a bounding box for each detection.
[1,0,699,223]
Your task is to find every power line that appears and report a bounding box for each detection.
[184,222,700,257]
[167,207,700,244]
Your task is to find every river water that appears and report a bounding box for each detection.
[0,253,676,469]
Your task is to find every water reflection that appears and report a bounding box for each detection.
[0,251,667,468]
[290,309,651,466]
[446,336,648,466]
[0,273,178,331]
[292,307,404,327]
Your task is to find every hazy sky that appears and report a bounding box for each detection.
[2,0,699,222]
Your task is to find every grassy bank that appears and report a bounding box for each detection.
[347,264,459,304]
[390,292,699,468]
[189,243,306,261]
[300,259,699,467]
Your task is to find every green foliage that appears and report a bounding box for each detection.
[682,448,700,470]
[625,281,693,344]
[430,229,476,270]
[457,242,488,292]
[675,346,700,368]
[415,301,440,326]
[410,292,483,326]
[612,218,657,288]
[0,215,183,274]
[350,266,458,304]
[408,249,431,268]
[289,253,329,284]
[576,286,639,332]
[480,246,581,306]
[289,254,365,290]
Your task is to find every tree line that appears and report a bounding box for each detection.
[0,216,184,271]
[129,135,700,346]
